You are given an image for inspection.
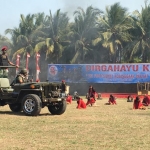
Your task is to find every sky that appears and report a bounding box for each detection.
[0,0,146,38]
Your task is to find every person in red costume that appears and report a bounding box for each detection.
[133,96,145,109]
[86,85,96,106]
[66,93,72,104]
[86,96,96,106]
[76,96,86,109]
[142,95,150,106]
[108,94,117,105]
[88,85,96,100]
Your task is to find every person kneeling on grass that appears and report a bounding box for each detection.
[105,94,117,105]
[66,93,72,104]
[127,95,133,102]
[76,96,86,109]
[142,95,150,106]
[109,94,117,105]
[133,96,146,110]
[86,93,96,106]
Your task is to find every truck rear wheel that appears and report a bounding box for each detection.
[22,94,42,116]
[48,100,67,115]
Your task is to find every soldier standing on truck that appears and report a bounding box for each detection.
[61,80,67,97]
[0,46,18,77]
[61,80,66,92]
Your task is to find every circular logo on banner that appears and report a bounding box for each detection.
[49,65,58,76]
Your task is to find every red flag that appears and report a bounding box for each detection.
[26,52,30,74]
[36,53,40,82]
[16,54,21,75]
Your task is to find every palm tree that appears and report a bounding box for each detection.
[127,0,150,63]
[5,13,45,61]
[96,2,133,63]
[5,13,47,80]
[34,9,70,63]
[69,6,102,64]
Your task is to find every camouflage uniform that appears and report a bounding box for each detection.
[11,69,28,85]
[0,69,8,78]
[15,74,27,84]
[0,54,9,78]
[0,46,17,78]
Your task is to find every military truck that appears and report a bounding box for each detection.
[0,66,67,116]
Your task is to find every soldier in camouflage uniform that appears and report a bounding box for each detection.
[0,46,18,77]
[15,69,28,84]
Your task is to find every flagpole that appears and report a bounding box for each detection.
[36,53,40,82]
[16,54,20,75]
[26,52,30,74]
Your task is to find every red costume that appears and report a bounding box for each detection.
[76,98,86,109]
[88,86,96,99]
[66,95,72,104]
[86,97,96,106]
[142,96,150,106]
[108,95,117,105]
[133,96,145,109]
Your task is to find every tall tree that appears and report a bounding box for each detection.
[34,9,70,63]
[69,6,102,64]
[5,13,45,61]
[96,2,133,63]
[127,0,150,62]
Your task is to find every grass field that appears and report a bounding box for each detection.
[0,97,150,150]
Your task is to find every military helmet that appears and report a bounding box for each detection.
[20,69,27,74]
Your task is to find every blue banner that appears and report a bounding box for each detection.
[47,64,150,83]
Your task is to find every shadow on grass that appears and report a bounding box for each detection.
[0,111,61,117]
[0,110,24,116]
[39,113,52,116]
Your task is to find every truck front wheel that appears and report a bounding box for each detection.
[48,100,67,115]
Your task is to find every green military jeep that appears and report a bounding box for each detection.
[0,66,67,116]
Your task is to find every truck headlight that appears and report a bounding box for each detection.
[30,84,35,89]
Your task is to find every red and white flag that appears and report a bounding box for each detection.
[26,52,30,74]
[16,54,21,75]
[36,53,40,82]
